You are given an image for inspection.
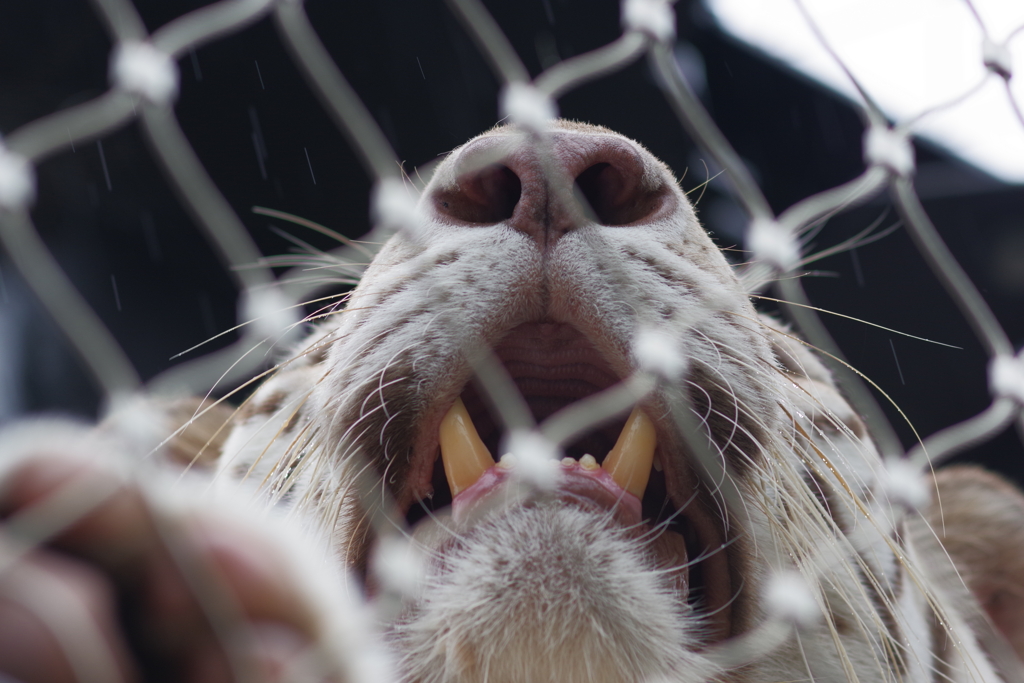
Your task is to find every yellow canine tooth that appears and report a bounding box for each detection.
[602,407,657,499]
[439,397,495,496]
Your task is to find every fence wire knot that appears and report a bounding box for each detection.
[500,82,558,133]
[103,394,170,458]
[989,353,1024,404]
[504,429,560,491]
[621,0,675,43]
[878,457,929,510]
[110,41,180,106]
[747,218,799,272]
[863,125,914,178]
[764,571,819,628]
[372,177,422,237]
[372,536,426,600]
[240,286,300,342]
[983,38,1013,80]
[0,144,35,210]
[634,326,687,381]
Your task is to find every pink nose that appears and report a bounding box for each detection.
[430,130,677,248]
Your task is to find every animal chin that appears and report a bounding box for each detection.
[397,319,734,646]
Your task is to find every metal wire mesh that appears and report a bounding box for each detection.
[1,0,1023,680]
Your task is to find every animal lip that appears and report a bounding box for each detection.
[438,398,657,513]
[448,457,645,527]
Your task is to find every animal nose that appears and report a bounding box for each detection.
[430,130,676,247]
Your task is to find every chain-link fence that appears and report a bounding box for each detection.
[1,0,1023,680]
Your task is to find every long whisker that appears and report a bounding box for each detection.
[748,296,962,349]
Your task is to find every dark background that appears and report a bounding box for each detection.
[1,0,1022,481]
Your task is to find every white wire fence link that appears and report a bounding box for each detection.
[1,0,1023,679]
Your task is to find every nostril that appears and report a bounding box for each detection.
[574,159,672,226]
[434,164,522,224]
[576,163,622,224]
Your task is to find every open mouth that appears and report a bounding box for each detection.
[400,320,734,642]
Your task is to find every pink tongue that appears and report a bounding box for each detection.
[452,459,643,525]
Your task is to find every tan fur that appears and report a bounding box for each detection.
[926,466,1024,659]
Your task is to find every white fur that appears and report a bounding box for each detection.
[219,123,1005,683]
[397,504,714,683]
